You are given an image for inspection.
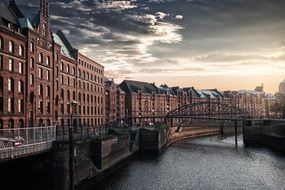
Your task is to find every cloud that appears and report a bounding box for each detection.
[175,15,183,20]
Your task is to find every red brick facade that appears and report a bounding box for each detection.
[105,79,125,126]
[0,0,105,129]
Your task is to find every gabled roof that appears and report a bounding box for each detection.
[53,32,75,60]
[0,2,19,25]
[182,87,200,98]
[120,80,157,94]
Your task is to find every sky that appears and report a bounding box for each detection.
[16,0,285,93]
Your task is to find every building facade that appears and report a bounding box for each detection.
[0,0,105,129]
[105,79,125,126]
[279,79,285,95]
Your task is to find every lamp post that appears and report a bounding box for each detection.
[152,109,155,126]
[69,100,78,190]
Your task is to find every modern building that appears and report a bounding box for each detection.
[279,79,285,95]
[0,0,105,129]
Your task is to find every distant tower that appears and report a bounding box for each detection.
[279,79,285,95]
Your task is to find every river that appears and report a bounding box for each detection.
[95,135,285,190]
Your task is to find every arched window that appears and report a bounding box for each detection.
[46,86,50,97]
[38,52,43,63]
[67,90,70,100]
[30,74,34,86]
[8,41,14,53]
[8,59,13,72]
[67,65,70,73]
[8,98,14,112]
[0,37,3,49]
[29,92,34,104]
[18,80,24,93]
[8,78,14,92]
[19,45,24,56]
[30,42,34,53]
[30,58,34,69]
[46,56,50,65]
[38,84,43,96]
[60,62,64,71]
[8,119,14,129]
[61,89,64,100]
[19,119,24,128]
[73,67,75,75]
[19,62,23,74]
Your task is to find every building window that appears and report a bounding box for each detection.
[56,80,59,90]
[18,99,24,113]
[39,100,43,113]
[0,55,2,70]
[46,56,50,66]
[18,80,24,93]
[0,37,3,49]
[19,45,24,56]
[73,67,75,75]
[30,42,34,53]
[56,66,59,76]
[38,84,43,96]
[38,53,43,63]
[67,65,69,73]
[9,59,14,72]
[61,75,64,84]
[38,68,43,79]
[19,62,23,74]
[0,76,3,92]
[61,103,64,114]
[8,78,14,92]
[30,58,34,69]
[46,101,50,113]
[8,98,14,112]
[46,70,50,81]
[30,74,34,86]
[67,77,70,86]
[46,86,50,97]
[9,41,14,53]
[0,97,3,113]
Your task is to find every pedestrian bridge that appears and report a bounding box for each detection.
[0,126,56,162]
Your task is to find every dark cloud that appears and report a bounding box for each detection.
[14,0,285,86]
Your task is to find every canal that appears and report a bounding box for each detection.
[95,135,285,190]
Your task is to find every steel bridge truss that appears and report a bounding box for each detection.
[165,102,251,120]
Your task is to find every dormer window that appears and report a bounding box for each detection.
[8,23,12,29]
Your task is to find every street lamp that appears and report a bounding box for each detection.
[152,109,155,126]
[69,100,78,190]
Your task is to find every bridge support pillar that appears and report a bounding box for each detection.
[234,120,238,148]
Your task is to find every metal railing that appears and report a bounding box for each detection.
[56,125,108,141]
[0,126,56,161]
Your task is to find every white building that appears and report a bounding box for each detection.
[279,79,285,95]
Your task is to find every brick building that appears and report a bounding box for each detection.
[0,0,105,130]
[223,89,267,118]
[105,79,125,126]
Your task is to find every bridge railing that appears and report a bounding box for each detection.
[56,125,108,141]
[0,126,56,161]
